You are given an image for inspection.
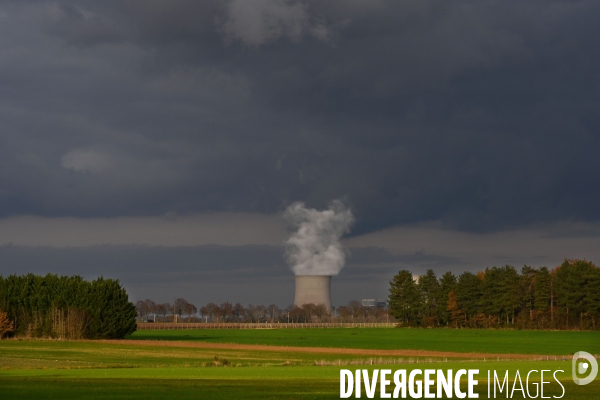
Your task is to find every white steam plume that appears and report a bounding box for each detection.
[284,200,354,276]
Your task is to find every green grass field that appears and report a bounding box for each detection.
[129,328,600,355]
[0,361,597,399]
[1,329,598,399]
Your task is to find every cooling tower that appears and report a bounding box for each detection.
[294,275,332,310]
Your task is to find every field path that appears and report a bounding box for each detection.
[94,339,556,360]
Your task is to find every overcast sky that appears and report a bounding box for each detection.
[1,1,599,307]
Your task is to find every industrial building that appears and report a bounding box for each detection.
[293,275,332,310]
[361,299,387,308]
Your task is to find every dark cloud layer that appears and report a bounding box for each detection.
[0,243,287,284]
[1,0,599,234]
[0,243,445,305]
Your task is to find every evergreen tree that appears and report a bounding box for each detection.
[583,264,600,329]
[446,291,465,328]
[456,272,482,325]
[520,265,537,321]
[534,267,551,312]
[0,274,136,339]
[499,266,522,325]
[532,267,552,328]
[438,271,457,325]
[418,270,440,326]
[83,277,137,338]
[554,260,586,329]
[555,260,600,329]
[388,270,422,326]
[480,266,521,326]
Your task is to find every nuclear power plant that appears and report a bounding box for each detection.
[284,202,353,312]
[293,275,332,310]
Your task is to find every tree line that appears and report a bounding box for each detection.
[0,274,137,339]
[388,259,600,330]
[135,299,391,323]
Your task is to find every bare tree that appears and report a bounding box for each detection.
[246,304,265,323]
[199,305,208,321]
[204,302,219,322]
[135,300,147,321]
[337,305,352,322]
[156,303,170,319]
[213,304,223,323]
[348,300,363,322]
[301,303,316,322]
[265,304,281,322]
[66,307,90,339]
[375,306,388,322]
[233,303,246,322]
[135,299,155,321]
[146,299,157,321]
[365,306,379,322]
[0,309,14,338]
[314,304,328,322]
[183,302,197,322]
[220,302,234,322]
[289,305,303,322]
[173,298,189,322]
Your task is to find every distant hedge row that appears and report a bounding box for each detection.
[0,274,136,339]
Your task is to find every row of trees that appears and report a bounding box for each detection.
[135,299,391,323]
[337,301,390,322]
[135,298,197,322]
[388,259,600,330]
[0,274,137,339]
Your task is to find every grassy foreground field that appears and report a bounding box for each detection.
[1,329,598,399]
[129,328,600,355]
[1,361,597,399]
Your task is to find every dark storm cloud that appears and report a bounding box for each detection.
[0,243,460,305]
[348,246,461,268]
[0,0,599,233]
[0,243,287,283]
[0,243,456,284]
[0,243,290,305]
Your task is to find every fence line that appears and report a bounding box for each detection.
[136,322,396,330]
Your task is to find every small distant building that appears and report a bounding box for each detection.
[362,299,377,307]
[362,299,387,308]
